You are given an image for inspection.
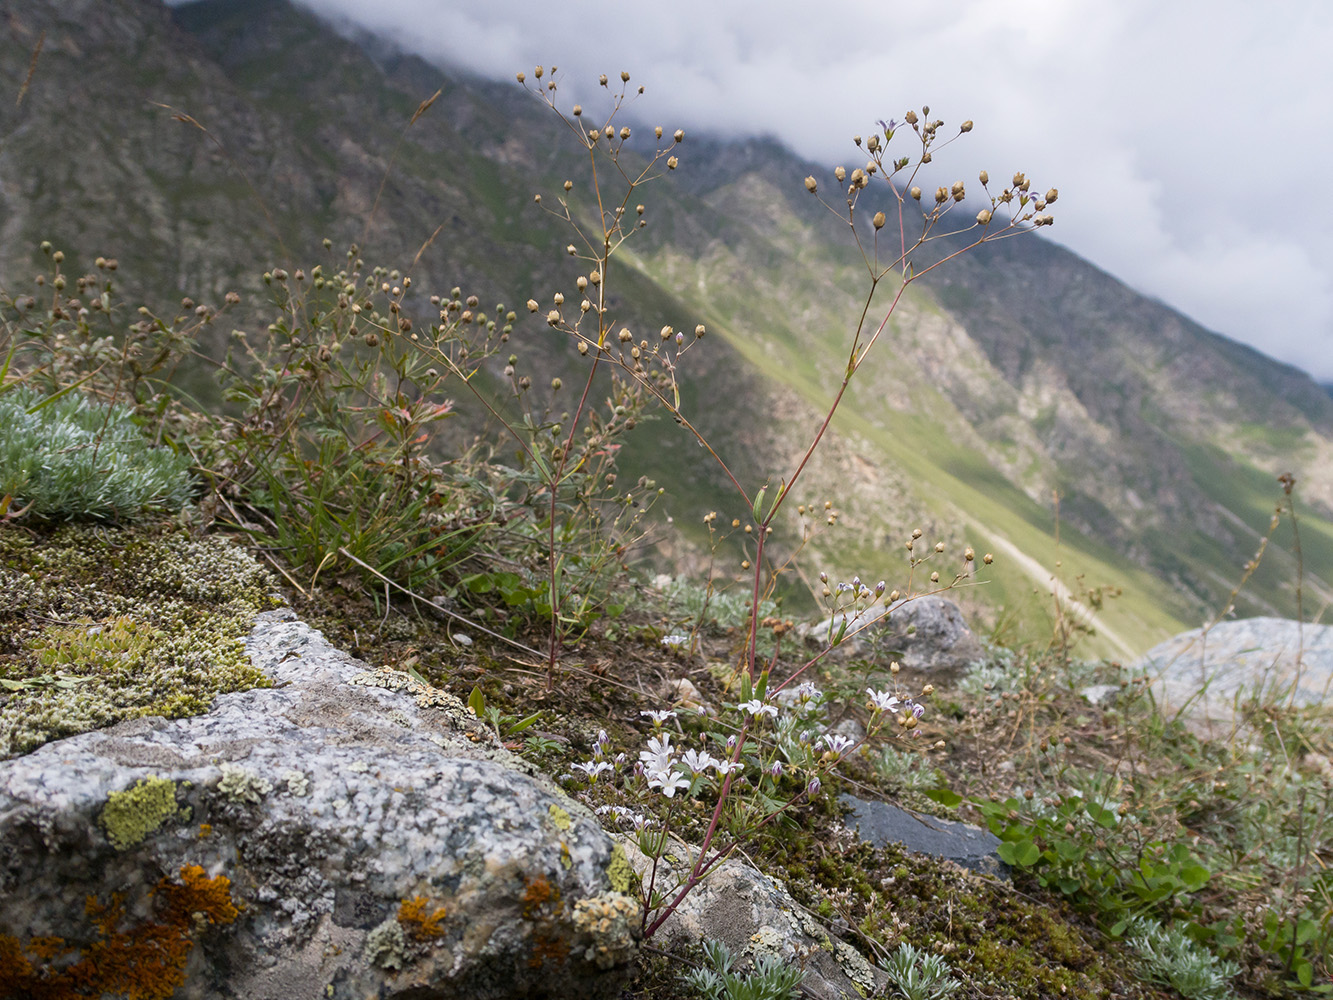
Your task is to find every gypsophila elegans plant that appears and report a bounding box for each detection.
[520,69,1054,936]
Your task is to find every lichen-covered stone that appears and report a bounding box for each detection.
[100,774,184,851]
[0,523,277,757]
[619,838,884,1000]
[0,611,636,999]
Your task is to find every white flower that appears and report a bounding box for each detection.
[866,688,902,713]
[712,759,745,776]
[679,749,717,775]
[648,770,692,798]
[572,760,613,781]
[820,733,856,755]
[738,699,778,718]
[640,709,678,724]
[661,634,690,647]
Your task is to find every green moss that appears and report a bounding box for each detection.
[0,523,279,758]
[606,842,638,895]
[100,776,183,851]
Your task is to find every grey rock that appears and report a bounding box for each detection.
[1140,617,1333,732]
[619,839,885,1000]
[839,794,1005,878]
[1080,684,1120,706]
[0,610,637,1000]
[806,595,985,673]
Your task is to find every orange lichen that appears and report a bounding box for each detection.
[521,874,558,919]
[0,865,239,1000]
[197,823,212,838]
[529,931,570,970]
[397,896,448,941]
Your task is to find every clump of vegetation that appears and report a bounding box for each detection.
[0,385,194,523]
[0,524,275,757]
[880,941,962,1000]
[1125,915,1239,1000]
[679,939,805,1000]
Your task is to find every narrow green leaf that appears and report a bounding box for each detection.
[924,786,963,808]
[467,685,486,718]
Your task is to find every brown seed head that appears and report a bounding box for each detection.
[905,110,918,124]
[873,211,886,229]
[960,120,973,132]
[804,175,818,193]
[975,209,992,226]
[910,186,922,200]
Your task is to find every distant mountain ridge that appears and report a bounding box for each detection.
[2,0,1331,654]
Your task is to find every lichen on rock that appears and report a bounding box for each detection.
[100,775,185,851]
[0,522,278,758]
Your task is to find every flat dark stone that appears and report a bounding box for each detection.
[840,793,1006,878]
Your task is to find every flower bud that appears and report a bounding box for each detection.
[516,71,525,83]
[983,553,994,564]
[910,186,922,200]
[804,176,818,193]
[979,170,989,185]
[873,211,886,229]
[960,120,973,132]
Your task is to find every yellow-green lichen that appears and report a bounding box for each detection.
[606,842,638,894]
[0,523,278,759]
[548,804,571,831]
[101,776,184,851]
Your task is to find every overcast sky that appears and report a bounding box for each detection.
[300,0,1333,382]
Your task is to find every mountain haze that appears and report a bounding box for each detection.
[3,0,1331,656]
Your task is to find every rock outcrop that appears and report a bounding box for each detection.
[840,794,1005,878]
[0,610,638,999]
[619,840,885,1000]
[805,595,985,673]
[1140,616,1333,733]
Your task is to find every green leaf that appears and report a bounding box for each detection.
[740,671,753,704]
[1085,802,1118,829]
[467,685,486,718]
[924,786,963,809]
[1178,864,1210,891]
[754,670,769,703]
[997,840,1040,866]
[764,479,786,522]
[1297,959,1314,988]
[505,712,543,736]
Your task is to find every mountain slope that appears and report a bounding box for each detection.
[3,0,1330,656]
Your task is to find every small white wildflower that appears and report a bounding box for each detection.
[712,759,745,776]
[648,770,692,798]
[572,760,613,782]
[660,634,690,648]
[738,699,778,718]
[866,688,902,713]
[640,709,678,724]
[679,749,717,776]
[820,733,856,755]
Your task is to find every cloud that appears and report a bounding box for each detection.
[300,0,1333,379]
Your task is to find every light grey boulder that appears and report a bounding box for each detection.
[0,609,638,1000]
[618,838,886,1000]
[1139,617,1333,733]
[805,595,985,673]
[840,794,1005,878]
